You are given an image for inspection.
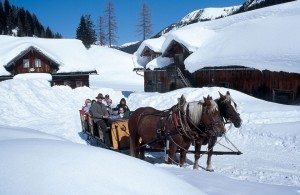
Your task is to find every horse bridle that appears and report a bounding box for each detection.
[198,105,224,137]
[219,99,240,125]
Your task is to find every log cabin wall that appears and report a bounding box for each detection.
[12,50,57,75]
[144,69,185,92]
[51,74,90,89]
[193,68,300,104]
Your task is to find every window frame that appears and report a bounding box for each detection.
[23,59,30,68]
[34,58,41,68]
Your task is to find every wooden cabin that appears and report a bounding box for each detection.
[140,46,161,61]
[143,41,300,105]
[193,66,300,105]
[5,46,59,75]
[0,36,97,88]
[144,40,192,93]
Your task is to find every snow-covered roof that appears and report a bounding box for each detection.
[138,1,300,74]
[133,36,167,69]
[0,35,96,75]
[184,1,300,73]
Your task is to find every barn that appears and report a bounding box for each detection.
[133,2,300,104]
[0,35,97,88]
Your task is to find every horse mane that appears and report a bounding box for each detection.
[186,101,203,126]
[209,99,219,113]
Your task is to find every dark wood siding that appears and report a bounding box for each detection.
[144,69,185,93]
[51,74,90,89]
[12,50,57,74]
[192,68,300,104]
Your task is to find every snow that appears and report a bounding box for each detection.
[88,45,144,92]
[1,77,300,194]
[0,35,96,75]
[180,6,241,24]
[1,1,300,194]
[133,36,167,69]
[13,73,52,81]
[134,1,300,73]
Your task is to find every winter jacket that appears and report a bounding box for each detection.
[116,104,130,113]
[90,102,109,123]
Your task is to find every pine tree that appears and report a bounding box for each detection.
[76,15,96,48]
[45,26,53,38]
[105,1,118,47]
[85,14,97,47]
[0,1,5,34]
[137,2,152,40]
[98,15,106,46]
[76,15,86,42]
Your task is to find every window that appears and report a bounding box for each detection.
[23,59,29,68]
[35,59,41,67]
[64,81,70,86]
[76,81,83,87]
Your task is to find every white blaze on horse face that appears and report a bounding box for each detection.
[226,95,238,111]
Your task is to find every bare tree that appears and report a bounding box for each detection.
[137,2,152,41]
[98,15,106,46]
[105,1,118,47]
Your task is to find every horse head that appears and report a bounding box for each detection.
[218,91,242,128]
[201,95,226,137]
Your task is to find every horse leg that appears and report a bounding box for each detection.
[206,137,217,171]
[129,133,139,158]
[179,149,188,167]
[139,141,146,160]
[167,144,177,164]
[193,142,202,170]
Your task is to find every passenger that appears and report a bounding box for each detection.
[90,93,112,147]
[104,94,110,104]
[91,99,96,104]
[116,98,130,113]
[81,98,92,132]
[106,98,113,115]
[118,107,125,119]
[109,108,122,121]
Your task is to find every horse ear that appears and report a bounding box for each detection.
[203,96,211,106]
[181,94,186,101]
[179,94,186,105]
[219,91,225,99]
[226,91,230,95]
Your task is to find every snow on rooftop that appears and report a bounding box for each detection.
[184,1,300,73]
[133,36,167,69]
[0,35,96,75]
[137,1,300,74]
[88,45,144,91]
[13,73,52,81]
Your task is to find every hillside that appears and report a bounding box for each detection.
[0,0,61,38]
[120,0,295,54]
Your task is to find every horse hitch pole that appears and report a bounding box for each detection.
[164,130,170,162]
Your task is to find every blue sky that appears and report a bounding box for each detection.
[8,0,245,45]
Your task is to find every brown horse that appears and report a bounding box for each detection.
[128,95,225,166]
[216,91,242,128]
[193,91,242,171]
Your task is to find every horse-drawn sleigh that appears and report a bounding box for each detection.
[79,91,242,170]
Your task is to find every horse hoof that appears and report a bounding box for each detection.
[206,168,214,172]
[193,165,199,170]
